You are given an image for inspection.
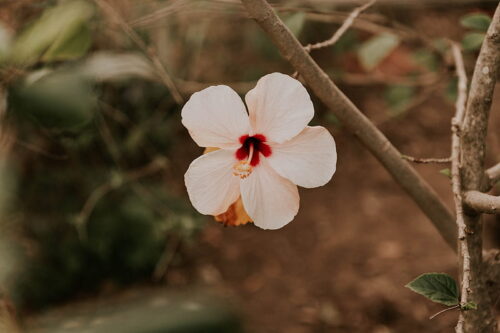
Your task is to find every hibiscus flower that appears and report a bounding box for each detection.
[182,73,337,230]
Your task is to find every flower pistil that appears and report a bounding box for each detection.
[233,134,272,179]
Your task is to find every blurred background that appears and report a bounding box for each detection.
[0,0,499,332]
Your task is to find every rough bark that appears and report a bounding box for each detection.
[464,191,500,214]
[459,4,500,332]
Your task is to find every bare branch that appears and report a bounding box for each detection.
[152,235,181,282]
[457,4,500,332]
[304,0,376,52]
[241,0,457,250]
[94,0,184,104]
[449,42,469,333]
[401,155,451,164]
[293,0,375,78]
[464,191,500,215]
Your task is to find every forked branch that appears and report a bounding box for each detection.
[456,4,500,332]
[463,191,500,214]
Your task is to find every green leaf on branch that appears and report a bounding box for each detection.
[405,273,459,306]
[439,168,451,178]
[462,302,477,310]
[413,49,438,72]
[357,32,400,71]
[460,13,492,32]
[462,32,485,51]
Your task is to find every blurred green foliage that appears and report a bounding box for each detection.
[9,70,96,130]
[385,85,415,116]
[28,291,243,333]
[460,12,492,52]
[8,0,94,64]
[3,0,205,306]
[357,33,400,72]
[413,48,439,72]
[462,32,485,51]
[8,78,204,309]
[460,13,492,32]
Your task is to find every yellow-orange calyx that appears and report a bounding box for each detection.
[215,197,253,227]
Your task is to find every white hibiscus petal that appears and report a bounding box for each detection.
[182,85,250,149]
[185,149,240,215]
[245,73,314,144]
[240,159,299,230]
[268,126,337,188]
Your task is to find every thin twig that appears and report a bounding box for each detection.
[13,139,68,160]
[241,0,457,250]
[449,41,469,333]
[429,304,461,320]
[304,0,376,52]
[94,0,184,104]
[75,158,168,236]
[152,235,181,282]
[293,0,375,78]
[402,155,451,164]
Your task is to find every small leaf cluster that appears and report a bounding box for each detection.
[406,273,477,312]
[460,13,492,51]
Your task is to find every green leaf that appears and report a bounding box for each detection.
[406,273,459,306]
[413,49,438,72]
[460,13,492,32]
[462,32,485,51]
[8,70,96,130]
[357,33,400,71]
[41,23,92,62]
[385,85,415,116]
[0,23,12,62]
[440,168,452,179]
[8,0,94,64]
[462,302,477,310]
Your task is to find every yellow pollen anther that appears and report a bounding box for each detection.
[233,145,254,179]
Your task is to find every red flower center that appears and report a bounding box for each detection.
[235,134,272,166]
